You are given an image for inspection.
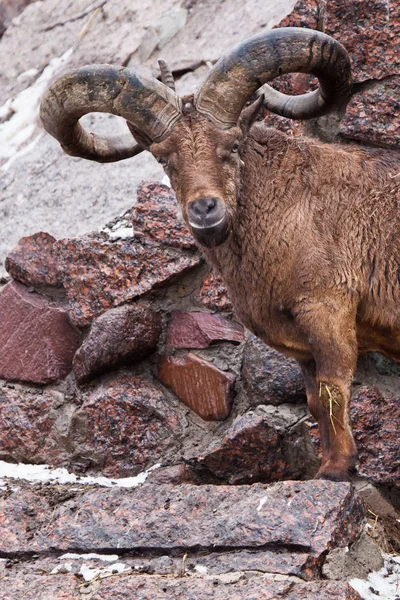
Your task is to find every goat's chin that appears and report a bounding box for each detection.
[190,219,230,248]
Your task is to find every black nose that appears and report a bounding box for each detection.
[187,197,221,228]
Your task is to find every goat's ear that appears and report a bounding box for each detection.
[238,94,264,134]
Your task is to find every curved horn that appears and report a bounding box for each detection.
[195,27,352,128]
[40,65,182,163]
[158,59,176,91]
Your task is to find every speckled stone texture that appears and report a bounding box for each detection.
[56,234,200,327]
[0,384,70,465]
[133,181,196,250]
[5,231,62,287]
[0,481,364,559]
[351,386,400,487]
[0,281,78,383]
[158,353,235,420]
[242,336,306,406]
[73,304,162,383]
[0,0,37,36]
[307,385,400,488]
[190,412,289,484]
[0,574,362,600]
[274,0,400,147]
[323,0,400,82]
[195,270,233,312]
[71,372,181,477]
[340,77,400,147]
[166,311,244,348]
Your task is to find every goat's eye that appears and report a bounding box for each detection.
[158,157,168,167]
[232,142,240,153]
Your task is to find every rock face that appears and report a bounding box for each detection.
[73,304,162,383]
[158,353,236,420]
[0,384,71,465]
[0,480,365,599]
[0,480,364,558]
[71,373,181,477]
[242,336,306,406]
[167,311,244,348]
[5,232,62,288]
[191,412,289,484]
[133,182,196,250]
[57,234,200,327]
[195,271,233,312]
[0,281,79,383]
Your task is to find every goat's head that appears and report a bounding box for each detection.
[40,28,352,248]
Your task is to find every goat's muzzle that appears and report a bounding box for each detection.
[187,197,229,248]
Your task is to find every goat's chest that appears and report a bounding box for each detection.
[205,241,310,359]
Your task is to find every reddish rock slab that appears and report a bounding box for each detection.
[0,574,362,600]
[0,481,364,561]
[277,0,400,82]
[56,234,200,327]
[323,0,400,82]
[5,231,62,288]
[340,77,400,148]
[133,181,196,250]
[71,373,181,477]
[195,270,233,312]
[278,0,319,29]
[190,412,289,484]
[242,336,306,406]
[0,384,70,465]
[73,304,162,384]
[307,385,400,488]
[158,353,235,420]
[0,281,79,384]
[166,311,244,348]
[351,386,400,487]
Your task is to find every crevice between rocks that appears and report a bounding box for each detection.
[0,541,313,562]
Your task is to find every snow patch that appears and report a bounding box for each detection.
[349,554,400,600]
[80,562,131,582]
[60,553,120,563]
[194,565,208,574]
[257,496,268,512]
[0,460,160,487]
[0,46,73,166]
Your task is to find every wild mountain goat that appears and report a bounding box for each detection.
[40,27,400,482]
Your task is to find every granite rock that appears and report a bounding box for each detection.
[340,77,400,148]
[0,0,37,36]
[133,181,196,250]
[0,384,72,465]
[0,573,362,600]
[190,412,289,484]
[158,353,235,420]
[0,281,78,383]
[166,311,244,348]
[0,481,365,559]
[73,304,162,383]
[195,270,233,312]
[242,336,306,406]
[71,372,181,477]
[5,231,62,287]
[56,234,200,327]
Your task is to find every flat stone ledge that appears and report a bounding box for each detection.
[0,481,364,561]
[0,572,362,600]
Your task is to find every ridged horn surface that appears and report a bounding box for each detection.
[40,64,182,162]
[196,27,352,128]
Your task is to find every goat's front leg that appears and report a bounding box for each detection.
[297,306,358,481]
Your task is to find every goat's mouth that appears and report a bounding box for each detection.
[189,214,230,248]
